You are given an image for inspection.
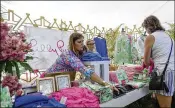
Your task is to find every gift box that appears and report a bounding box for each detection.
[0,85,13,108]
[80,81,113,103]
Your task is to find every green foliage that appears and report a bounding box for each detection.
[0,56,33,79]
[105,24,123,59]
[166,23,175,40]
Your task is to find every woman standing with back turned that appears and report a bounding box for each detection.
[142,15,174,107]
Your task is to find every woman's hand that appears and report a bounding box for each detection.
[104,82,119,93]
[110,85,120,93]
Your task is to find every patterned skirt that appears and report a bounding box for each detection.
[155,69,175,96]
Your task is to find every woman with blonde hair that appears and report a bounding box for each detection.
[86,39,96,52]
[142,15,174,107]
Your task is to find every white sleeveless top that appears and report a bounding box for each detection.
[152,30,174,74]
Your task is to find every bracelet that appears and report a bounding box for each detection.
[102,81,110,86]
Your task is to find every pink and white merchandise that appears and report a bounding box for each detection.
[49,87,100,107]
[120,64,143,80]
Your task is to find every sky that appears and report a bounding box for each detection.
[1,1,174,30]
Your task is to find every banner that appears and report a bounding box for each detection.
[25,26,73,70]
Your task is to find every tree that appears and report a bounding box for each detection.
[166,23,175,40]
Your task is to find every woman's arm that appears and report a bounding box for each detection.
[62,51,107,86]
[143,35,155,66]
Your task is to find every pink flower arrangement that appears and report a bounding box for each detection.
[1,75,22,96]
[0,22,33,79]
[0,22,32,61]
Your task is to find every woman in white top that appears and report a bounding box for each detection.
[142,15,174,108]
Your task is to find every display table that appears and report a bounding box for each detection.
[83,61,110,82]
[100,85,150,107]
[22,86,37,94]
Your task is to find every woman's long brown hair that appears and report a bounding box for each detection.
[68,32,84,56]
[142,15,165,34]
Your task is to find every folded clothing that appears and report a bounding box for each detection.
[133,73,151,83]
[49,87,99,107]
[14,94,65,108]
[120,65,143,73]
[102,57,110,61]
[81,51,103,61]
[120,65,144,80]
[109,71,119,83]
[116,68,129,85]
[80,81,113,103]
[126,81,146,88]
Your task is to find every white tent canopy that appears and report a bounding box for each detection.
[1,1,174,30]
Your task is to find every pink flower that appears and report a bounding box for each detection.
[11,36,19,44]
[19,32,26,40]
[5,36,12,45]
[1,30,8,39]
[27,44,32,50]
[0,56,7,61]
[1,50,8,57]
[1,75,23,96]
[21,43,28,49]
[1,42,8,50]
[0,22,10,31]
[18,55,25,61]
[0,22,32,62]
[6,49,12,55]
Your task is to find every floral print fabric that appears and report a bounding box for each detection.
[114,34,132,65]
[116,68,129,84]
[0,86,12,108]
[114,34,139,65]
[46,50,94,78]
[80,81,113,103]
